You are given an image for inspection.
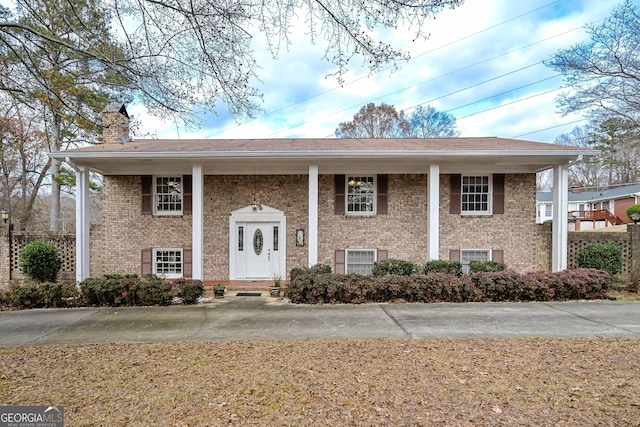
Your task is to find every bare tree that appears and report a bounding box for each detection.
[336,103,459,138]
[554,125,606,188]
[1,0,464,124]
[336,103,409,138]
[0,99,52,230]
[546,0,640,125]
[405,105,460,138]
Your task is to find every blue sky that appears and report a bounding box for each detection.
[46,1,632,142]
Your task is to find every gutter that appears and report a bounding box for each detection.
[49,149,592,160]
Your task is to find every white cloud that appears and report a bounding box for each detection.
[132,0,617,143]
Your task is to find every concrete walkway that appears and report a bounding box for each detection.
[1,294,639,347]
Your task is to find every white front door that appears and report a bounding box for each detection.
[229,205,286,280]
[245,222,278,278]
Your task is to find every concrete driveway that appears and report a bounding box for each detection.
[1,295,639,347]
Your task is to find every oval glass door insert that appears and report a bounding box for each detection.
[253,229,264,255]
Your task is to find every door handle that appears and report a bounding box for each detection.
[268,249,271,261]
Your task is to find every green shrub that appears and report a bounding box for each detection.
[283,269,610,304]
[373,259,417,276]
[469,261,507,273]
[9,282,40,309]
[626,203,640,222]
[173,279,204,304]
[136,275,173,305]
[289,264,332,280]
[80,274,175,307]
[6,282,78,309]
[577,242,623,276]
[19,240,62,282]
[0,288,9,309]
[423,260,463,277]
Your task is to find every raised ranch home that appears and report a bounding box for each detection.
[50,104,589,284]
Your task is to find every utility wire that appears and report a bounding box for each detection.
[212,0,569,137]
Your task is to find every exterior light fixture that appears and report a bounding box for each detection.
[1,210,8,224]
[251,169,263,211]
[631,212,640,224]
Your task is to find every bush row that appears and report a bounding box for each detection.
[373,259,507,277]
[80,275,205,306]
[0,282,78,309]
[283,268,610,304]
[0,275,205,309]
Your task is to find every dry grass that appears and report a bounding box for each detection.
[1,338,639,426]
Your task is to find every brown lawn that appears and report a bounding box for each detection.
[1,338,639,426]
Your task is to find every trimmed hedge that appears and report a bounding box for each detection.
[290,264,332,280]
[283,268,610,304]
[423,260,463,276]
[469,261,507,273]
[0,276,206,310]
[5,282,78,309]
[373,259,418,276]
[79,274,204,307]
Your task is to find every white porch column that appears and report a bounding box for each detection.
[552,164,569,271]
[308,165,319,267]
[428,164,440,261]
[192,165,204,280]
[75,167,90,282]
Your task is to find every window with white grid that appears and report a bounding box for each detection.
[461,175,491,214]
[346,249,376,275]
[154,176,182,214]
[153,248,182,278]
[346,176,375,215]
[461,249,491,274]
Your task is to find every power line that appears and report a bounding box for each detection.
[213,0,572,137]
[510,118,587,139]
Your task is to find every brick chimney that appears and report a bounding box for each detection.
[101,103,130,144]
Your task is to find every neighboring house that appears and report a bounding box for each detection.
[50,104,588,284]
[537,184,640,230]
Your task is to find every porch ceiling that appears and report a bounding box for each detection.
[50,137,593,175]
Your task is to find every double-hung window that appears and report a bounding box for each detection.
[460,249,491,274]
[346,249,376,275]
[346,176,375,215]
[153,248,183,278]
[154,176,183,215]
[461,175,491,215]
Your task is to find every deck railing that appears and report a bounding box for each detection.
[569,209,625,227]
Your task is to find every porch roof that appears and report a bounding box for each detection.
[51,137,593,175]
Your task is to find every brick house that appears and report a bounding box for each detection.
[50,104,588,283]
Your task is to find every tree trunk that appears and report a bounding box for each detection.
[49,113,62,232]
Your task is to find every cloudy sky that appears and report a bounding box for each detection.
[132,0,618,143]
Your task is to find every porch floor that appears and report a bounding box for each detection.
[203,280,286,297]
